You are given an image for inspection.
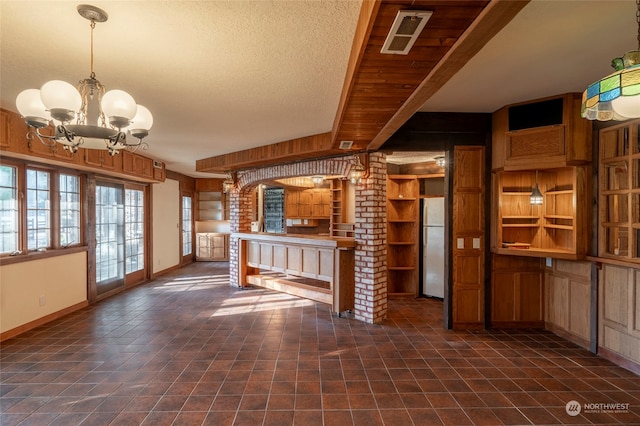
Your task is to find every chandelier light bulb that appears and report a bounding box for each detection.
[15,89,51,128]
[40,80,82,123]
[101,89,137,128]
[128,104,154,136]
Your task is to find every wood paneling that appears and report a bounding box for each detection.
[452,146,485,329]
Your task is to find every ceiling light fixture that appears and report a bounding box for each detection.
[311,175,325,187]
[434,156,446,167]
[349,155,366,185]
[223,174,235,193]
[582,0,640,121]
[15,4,153,155]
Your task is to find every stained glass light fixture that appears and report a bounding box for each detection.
[582,0,640,121]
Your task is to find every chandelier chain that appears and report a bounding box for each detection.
[89,19,96,79]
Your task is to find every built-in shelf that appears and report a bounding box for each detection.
[493,167,588,259]
[387,175,419,295]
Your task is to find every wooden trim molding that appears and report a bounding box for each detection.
[0,301,89,342]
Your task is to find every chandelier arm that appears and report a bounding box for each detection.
[27,129,57,147]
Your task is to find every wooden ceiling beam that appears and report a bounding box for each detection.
[195,132,338,173]
[367,0,530,150]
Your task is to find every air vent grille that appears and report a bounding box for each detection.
[339,140,353,150]
[381,11,432,55]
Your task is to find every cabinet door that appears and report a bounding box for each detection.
[298,191,312,217]
[211,235,226,260]
[285,190,299,218]
[85,149,116,169]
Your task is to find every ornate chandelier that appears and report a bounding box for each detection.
[15,5,153,155]
[581,0,640,121]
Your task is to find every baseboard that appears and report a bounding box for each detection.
[0,301,89,342]
[545,322,590,350]
[598,346,640,376]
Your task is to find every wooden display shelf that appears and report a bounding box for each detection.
[492,166,588,259]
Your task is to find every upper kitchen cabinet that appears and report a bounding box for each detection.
[492,93,592,171]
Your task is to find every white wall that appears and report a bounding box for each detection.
[0,252,87,334]
[152,178,180,274]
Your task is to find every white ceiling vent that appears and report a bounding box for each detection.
[339,140,353,149]
[381,10,433,55]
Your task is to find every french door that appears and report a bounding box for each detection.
[95,183,125,295]
[95,182,147,297]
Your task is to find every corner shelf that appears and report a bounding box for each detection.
[387,175,419,295]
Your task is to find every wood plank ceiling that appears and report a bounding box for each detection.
[196,0,528,174]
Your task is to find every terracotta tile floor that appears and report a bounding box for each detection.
[2,261,640,425]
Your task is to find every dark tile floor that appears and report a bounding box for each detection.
[1,262,639,426]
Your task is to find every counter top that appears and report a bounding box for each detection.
[232,232,355,249]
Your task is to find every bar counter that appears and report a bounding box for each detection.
[233,232,355,315]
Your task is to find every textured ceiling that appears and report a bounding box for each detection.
[0,0,361,176]
[1,1,638,176]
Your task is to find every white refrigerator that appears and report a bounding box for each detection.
[422,197,445,298]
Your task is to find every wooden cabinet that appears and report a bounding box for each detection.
[493,167,588,259]
[491,254,543,327]
[1,108,165,183]
[285,188,330,219]
[386,175,419,295]
[122,151,153,179]
[196,233,229,261]
[598,119,640,261]
[492,93,591,171]
[84,148,118,170]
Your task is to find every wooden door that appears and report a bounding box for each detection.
[452,146,485,329]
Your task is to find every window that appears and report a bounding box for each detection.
[59,174,81,247]
[0,165,18,254]
[125,189,144,273]
[26,168,50,250]
[182,196,192,256]
[599,121,640,260]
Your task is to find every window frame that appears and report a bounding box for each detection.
[0,158,85,260]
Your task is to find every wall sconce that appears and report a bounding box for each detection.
[530,171,543,205]
[434,155,446,167]
[349,154,366,184]
[311,175,325,186]
[223,173,235,193]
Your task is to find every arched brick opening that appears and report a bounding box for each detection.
[228,153,388,323]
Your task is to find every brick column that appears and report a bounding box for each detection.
[353,152,387,323]
[228,187,253,288]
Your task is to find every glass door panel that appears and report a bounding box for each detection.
[96,183,124,295]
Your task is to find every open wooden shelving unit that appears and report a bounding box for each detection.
[330,179,354,238]
[494,167,587,259]
[387,175,419,295]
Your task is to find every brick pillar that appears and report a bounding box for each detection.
[228,186,253,288]
[353,152,387,324]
